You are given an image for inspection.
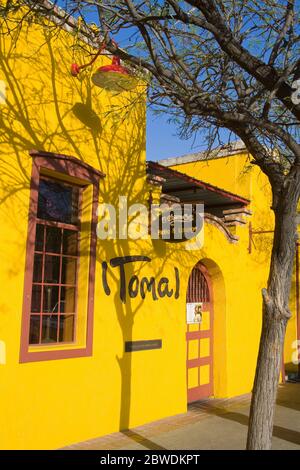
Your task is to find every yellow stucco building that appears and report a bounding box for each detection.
[0,5,298,449]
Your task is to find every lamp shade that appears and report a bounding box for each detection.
[91,57,137,92]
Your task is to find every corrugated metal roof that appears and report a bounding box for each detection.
[147,161,250,217]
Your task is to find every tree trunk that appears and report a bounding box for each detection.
[247,176,300,450]
[246,299,287,449]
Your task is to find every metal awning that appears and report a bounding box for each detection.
[147,161,250,217]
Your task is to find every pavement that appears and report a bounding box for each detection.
[63,383,300,450]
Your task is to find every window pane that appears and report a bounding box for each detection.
[59,315,75,342]
[35,224,44,251]
[45,226,61,254]
[41,315,58,343]
[61,257,76,285]
[33,254,43,283]
[37,179,79,224]
[29,316,40,344]
[63,230,78,255]
[44,255,60,284]
[43,286,59,313]
[60,287,75,313]
[31,285,41,313]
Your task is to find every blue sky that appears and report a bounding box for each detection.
[146,110,202,162]
[58,2,208,162]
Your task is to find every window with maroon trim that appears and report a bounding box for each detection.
[20,151,103,362]
[29,177,80,345]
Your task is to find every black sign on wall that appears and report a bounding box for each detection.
[125,339,162,352]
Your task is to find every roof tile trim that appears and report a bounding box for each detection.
[158,140,248,167]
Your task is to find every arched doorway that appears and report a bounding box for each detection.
[186,263,213,403]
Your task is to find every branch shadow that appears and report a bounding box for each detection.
[0,15,200,444]
[190,401,300,446]
[121,430,166,450]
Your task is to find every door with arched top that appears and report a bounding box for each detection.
[186,263,213,403]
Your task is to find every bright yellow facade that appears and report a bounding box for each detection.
[165,150,298,376]
[0,8,298,450]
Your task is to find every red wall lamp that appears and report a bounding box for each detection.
[71,41,137,92]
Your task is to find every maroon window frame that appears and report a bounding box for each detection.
[20,150,104,362]
[29,176,81,346]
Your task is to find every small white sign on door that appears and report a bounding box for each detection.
[186,302,203,324]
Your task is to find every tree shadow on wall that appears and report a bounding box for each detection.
[0,17,199,442]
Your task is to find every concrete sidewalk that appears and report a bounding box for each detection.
[64,383,300,450]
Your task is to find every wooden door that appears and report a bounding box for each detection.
[186,264,213,403]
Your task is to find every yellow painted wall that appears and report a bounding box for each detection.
[0,7,297,450]
[172,153,298,381]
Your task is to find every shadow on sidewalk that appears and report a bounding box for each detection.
[121,430,166,450]
[190,403,300,446]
